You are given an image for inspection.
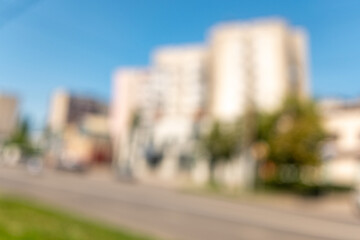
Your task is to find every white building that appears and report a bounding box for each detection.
[110,17,311,186]
[209,18,309,122]
[111,46,208,183]
[111,69,149,151]
[152,45,207,118]
[148,45,207,145]
[320,99,360,186]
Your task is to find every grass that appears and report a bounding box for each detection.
[0,194,154,240]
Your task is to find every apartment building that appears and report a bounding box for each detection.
[151,46,206,118]
[209,18,309,121]
[148,45,207,144]
[110,17,311,185]
[111,46,207,178]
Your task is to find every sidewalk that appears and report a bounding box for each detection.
[186,186,360,224]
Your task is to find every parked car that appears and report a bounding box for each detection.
[56,156,89,173]
[26,157,44,175]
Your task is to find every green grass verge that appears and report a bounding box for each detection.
[0,194,154,240]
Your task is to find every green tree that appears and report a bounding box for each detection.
[5,119,38,157]
[201,121,241,183]
[255,97,325,190]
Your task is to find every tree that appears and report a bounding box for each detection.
[255,97,325,190]
[5,119,38,158]
[201,120,242,183]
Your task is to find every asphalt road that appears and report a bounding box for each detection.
[0,167,359,240]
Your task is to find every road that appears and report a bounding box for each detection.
[0,167,359,240]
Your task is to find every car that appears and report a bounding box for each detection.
[26,157,44,175]
[56,156,89,173]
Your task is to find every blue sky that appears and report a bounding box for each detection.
[1,0,360,129]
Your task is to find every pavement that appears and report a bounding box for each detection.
[0,166,359,240]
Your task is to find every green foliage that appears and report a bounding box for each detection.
[0,195,153,240]
[131,110,141,131]
[255,97,326,188]
[5,119,39,157]
[200,120,242,182]
[200,97,325,189]
[201,121,241,164]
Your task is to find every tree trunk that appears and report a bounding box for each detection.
[209,158,216,185]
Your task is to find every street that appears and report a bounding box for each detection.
[0,167,359,240]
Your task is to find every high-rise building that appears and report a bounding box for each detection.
[151,45,207,119]
[110,17,311,184]
[148,45,207,145]
[0,93,18,141]
[209,18,309,121]
[111,46,208,177]
[111,46,207,148]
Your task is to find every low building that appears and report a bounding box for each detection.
[48,89,108,134]
[60,114,111,168]
[46,90,111,169]
[0,93,18,142]
[320,99,360,187]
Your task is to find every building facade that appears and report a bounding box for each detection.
[48,89,108,134]
[110,17,311,186]
[148,45,207,146]
[0,93,18,141]
[320,99,360,186]
[111,46,208,181]
[47,90,111,168]
[111,68,150,167]
[209,18,309,121]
